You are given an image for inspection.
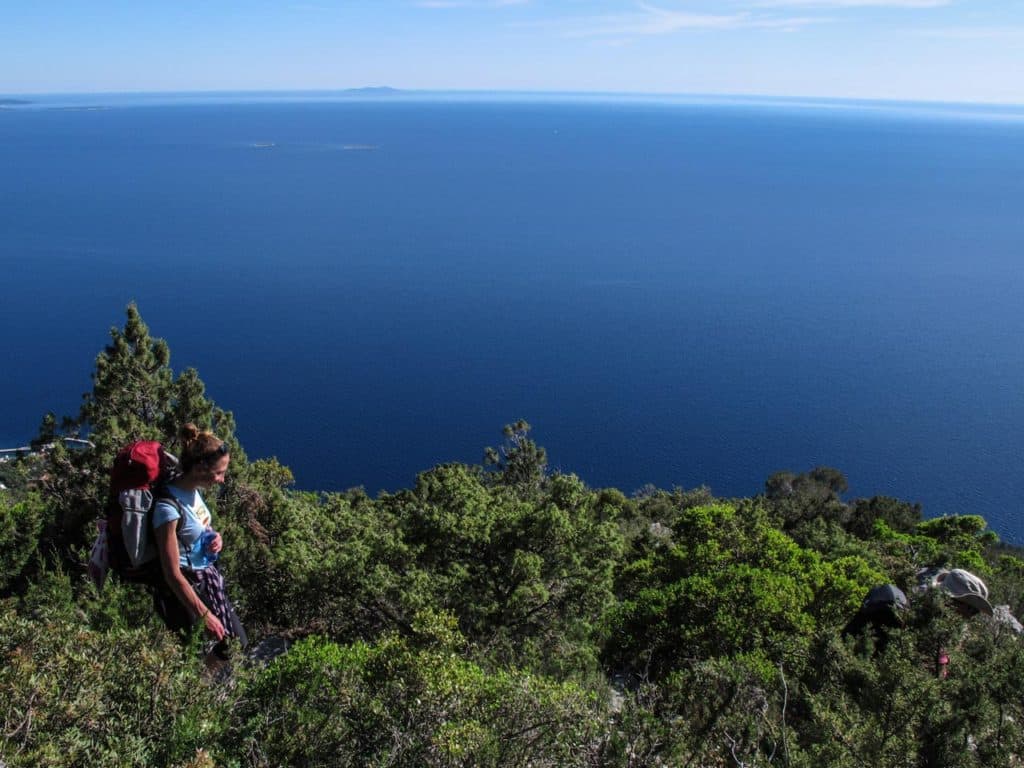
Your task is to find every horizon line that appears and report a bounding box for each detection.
[4,86,1024,111]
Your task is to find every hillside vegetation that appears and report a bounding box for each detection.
[3,305,1024,767]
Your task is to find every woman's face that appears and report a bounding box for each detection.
[197,454,230,488]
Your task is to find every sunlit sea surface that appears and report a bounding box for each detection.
[2,91,1023,540]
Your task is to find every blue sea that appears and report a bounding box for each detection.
[2,91,1023,541]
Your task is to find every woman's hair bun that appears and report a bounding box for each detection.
[177,422,227,472]
[179,422,201,448]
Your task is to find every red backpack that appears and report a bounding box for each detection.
[105,440,181,580]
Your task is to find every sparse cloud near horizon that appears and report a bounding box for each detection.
[916,24,1024,40]
[516,3,829,39]
[503,0,963,42]
[0,0,1020,104]
[414,0,529,8]
[421,0,950,25]
[751,0,948,7]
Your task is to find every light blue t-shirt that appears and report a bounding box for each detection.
[152,485,214,570]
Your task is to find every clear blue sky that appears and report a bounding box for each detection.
[3,1,1023,104]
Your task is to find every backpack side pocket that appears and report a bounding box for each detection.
[118,488,154,567]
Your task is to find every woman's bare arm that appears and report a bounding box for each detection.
[154,520,226,640]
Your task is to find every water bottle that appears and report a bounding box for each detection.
[191,528,220,568]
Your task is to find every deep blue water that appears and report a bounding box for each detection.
[2,92,1023,540]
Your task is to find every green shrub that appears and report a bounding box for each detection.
[0,605,224,767]
[233,635,604,767]
[0,491,49,593]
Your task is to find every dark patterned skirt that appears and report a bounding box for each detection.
[150,565,248,657]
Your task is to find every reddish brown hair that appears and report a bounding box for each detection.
[178,423,229,473]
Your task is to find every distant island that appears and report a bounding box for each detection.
[0,98,31,106]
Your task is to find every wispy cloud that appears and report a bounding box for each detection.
[916,25,1024,40]
[421,0,948,41]
[752,0,949,7]
[565,10,749,38]
[532,3,828,39]
[414,0,529,7]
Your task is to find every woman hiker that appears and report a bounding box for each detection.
[151,423,247,672]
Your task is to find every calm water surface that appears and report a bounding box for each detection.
[2,93,1023,540]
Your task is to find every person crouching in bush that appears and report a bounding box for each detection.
[151,423,247,672]
[842,583,909,655]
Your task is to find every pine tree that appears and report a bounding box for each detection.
[483,420,548,497]
[33,303,241,557]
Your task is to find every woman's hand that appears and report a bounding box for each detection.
[209,531,223,554]
[202,608,227,641]
[155,520,227,642]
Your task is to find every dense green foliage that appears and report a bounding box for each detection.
[3,305,1024,766]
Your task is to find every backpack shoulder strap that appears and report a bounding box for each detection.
[151,486,186,538]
